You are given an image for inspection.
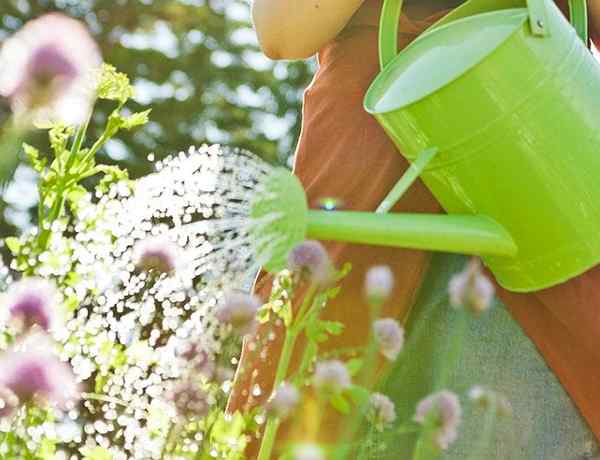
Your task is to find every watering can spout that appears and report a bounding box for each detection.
[306,211,518,258]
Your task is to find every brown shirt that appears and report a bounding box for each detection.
[229,1,600,452]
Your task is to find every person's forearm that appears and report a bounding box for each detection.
[252,0,365,60]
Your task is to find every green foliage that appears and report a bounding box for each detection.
[81,446,115,460]
[97,64,135,103]
[0,0,313,239]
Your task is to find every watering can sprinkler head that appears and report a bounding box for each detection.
[252,167,518,276]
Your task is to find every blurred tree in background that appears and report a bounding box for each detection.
[0,0,314,235]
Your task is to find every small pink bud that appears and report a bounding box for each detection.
[468,385,512,417]
[133,236,178,275]
[216,292,261,336]
[7,278,59,332]
[179,343,215,379]
[0,335,79,408]
[266,382,300,420]
[414,390,462,450]
[364,265,394,303]
[287,240,333,286]
[0,13,101,125]
[168,381,210,418]
[448,258,495,315]
[313,360,351,392]
[373,318,404,361]
[367,392,396,431]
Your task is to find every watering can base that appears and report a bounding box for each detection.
[485,241,600,292]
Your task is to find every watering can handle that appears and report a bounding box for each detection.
[378,0,589,70]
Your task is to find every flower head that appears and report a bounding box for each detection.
[0,335,79,408]
[468,385,512,417]
[373,318,404,361]
[7,277,59,332]
[448,258,495,315]
[266,382,300,420]
[364,265,394,303]
[414,390,462,450]
[0,13,101,125]
[293,443,325,460]
[215,292,261,336]
[168,381,210,418]
[179,343,215,379]
[367,392,396,431]
[313,360,351,393]
[287,240,333,286]
[133,236,179,275]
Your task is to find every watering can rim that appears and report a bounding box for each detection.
[364,7,528,115]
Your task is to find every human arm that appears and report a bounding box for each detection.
[251,0,366,60]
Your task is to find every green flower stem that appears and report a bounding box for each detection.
[257,329,297,460]
[258,285,318,460]
[412,432,441,460]
[467,398,497,460]
[435,308,469,391]
[160,422,176,460]
[37,122,88,251]
[333,299,384,460]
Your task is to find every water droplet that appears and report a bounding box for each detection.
[317,197,343,211]
[252,384,262,397]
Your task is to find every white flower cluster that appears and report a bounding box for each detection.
[7,145,276,458]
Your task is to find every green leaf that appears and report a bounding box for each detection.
[81,446,114,460]
[121,109,151,130]
[5,237,21,255]
[95,165,130,194]
[36,438,57,460]
[97,64,134,103]
[346,384,370,406]
[345,358,364,377]
[66,185,88,206]
[22,143,46,173]
[322,320,344,336]
[330,392,351,414]
[49,124,74,157]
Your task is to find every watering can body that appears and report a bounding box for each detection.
[363,0,600,292]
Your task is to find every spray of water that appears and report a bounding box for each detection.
[44,144,299,458]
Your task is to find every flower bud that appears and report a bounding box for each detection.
[0,13,101,125]
[414,390,462,451]
[7,278,59,332]
[266,382,300,420]
[468,385,512,417]
[168,381,210,418]
[179,343,215,379]
[287,240,333,286]
[133,236,178,275]
[373,318,404,361]
[0,335,79,408]
[367,392,396,431]
[313,360,351,392]
[448,258,495,315]
[216,292,261,336]
[364,265,394,303]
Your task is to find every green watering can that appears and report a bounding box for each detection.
[257,0,600,293]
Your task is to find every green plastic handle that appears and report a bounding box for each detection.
[378,0,589,70]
